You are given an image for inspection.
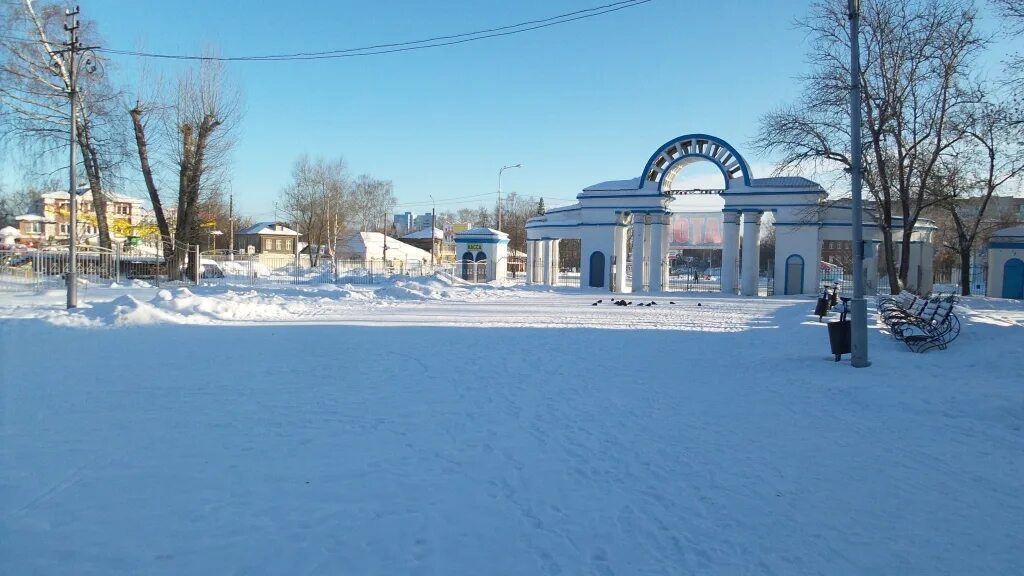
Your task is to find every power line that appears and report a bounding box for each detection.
[96,1,652,62]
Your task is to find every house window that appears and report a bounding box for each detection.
[285,239,292,251]
[59,223,69,235]
[26,222,42,234]
[264,238,272,251]
[275,238,283,251]
[115,204,130,215]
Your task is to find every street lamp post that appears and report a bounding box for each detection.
[429,194,436,268]
[497,163,522,232]
[849,0,870,367]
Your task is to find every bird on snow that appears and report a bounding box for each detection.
[697,302,702,307]
[597,299,603,303]
[591,302,598,306]
[669,301,675,305]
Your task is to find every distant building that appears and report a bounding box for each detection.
[412,213,433,231]
[334,231,431,265]
[401,227,454,263]
[14,188,145,248]
[393,212,414,235]
[234,222,301,254]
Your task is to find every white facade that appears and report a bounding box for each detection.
[986,226,1024,299]
[454,227,509,282]
[526,133,935,295]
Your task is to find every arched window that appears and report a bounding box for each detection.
[785,254,804,295]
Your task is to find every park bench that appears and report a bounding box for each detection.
[876,292,961,353]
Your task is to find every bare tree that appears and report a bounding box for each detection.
[755,0,985,293]
[0,0,125,248]
[279,155,348,265]
[933,102,1024,294]
[347,174,395,233]
[128,59,240,278]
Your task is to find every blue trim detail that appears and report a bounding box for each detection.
[640,134,752,188]
[784,254,805,295]
[990,242,1024,249]
[717,190,823,196]
[577,192,666,199]
[455,238,509,245]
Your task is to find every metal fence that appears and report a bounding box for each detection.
[1,247,121,293]
[198,253,458,287]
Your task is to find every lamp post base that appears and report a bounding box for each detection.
[850,296,871,367]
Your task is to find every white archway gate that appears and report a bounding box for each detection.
[526,132,936,296]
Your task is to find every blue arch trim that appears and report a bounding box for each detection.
[784,254,805,295]
[640,134,753,189]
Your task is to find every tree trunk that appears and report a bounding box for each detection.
[959,248,972,296]
[76,122,112,249]
[881,231,901,294]
[129,106,175,263]
[898,226,914,290]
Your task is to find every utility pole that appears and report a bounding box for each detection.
[849,0,870,367]
[64,7,80,309]
[228,190,234,260]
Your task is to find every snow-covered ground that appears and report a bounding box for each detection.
[1,277,1022,575]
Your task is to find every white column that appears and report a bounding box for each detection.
[721,211,740,294]
[649,215,665,292]
[741,211,761,296]
[549,239,560,285]
[631,221,646,293]
[614,225,628,292]
[863,240,879,296]
[541,240,552,285]
[526,240,535,284]
[643,217,651,293]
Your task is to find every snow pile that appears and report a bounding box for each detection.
[373,276,457,301]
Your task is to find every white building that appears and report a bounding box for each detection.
[334,231,431,265]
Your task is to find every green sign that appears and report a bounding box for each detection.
[127,236,140,247]
[467,243,482,250]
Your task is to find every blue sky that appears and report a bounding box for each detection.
[4,0,1020,219]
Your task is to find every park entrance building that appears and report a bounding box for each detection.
[525,133,934,295]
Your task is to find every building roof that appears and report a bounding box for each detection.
[992,226,1024,239]
[15,214,55,222]
[0,226,21,237]
[749,176,825,189]
[40,189,143,204]
[236,222,301,236]
[335,231,431,261]
[456,227,508,237]
[401,227,443,240]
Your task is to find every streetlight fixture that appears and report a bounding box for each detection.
[848,0,870,367]
[497,163,522,232]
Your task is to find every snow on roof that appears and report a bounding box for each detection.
[749,176,824,189]
[40,189,143,203]
[335,231,431,261]
[15,214,54,222]
[236,222,301,236]
[456,227,507,237]
[0,226,21,237]
[992,226,1024,239]
[401,227,443,240]
[582,178,642,192]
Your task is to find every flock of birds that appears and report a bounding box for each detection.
[591,299,703,307]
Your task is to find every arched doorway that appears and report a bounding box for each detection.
[461,251,473,281]
[475,251,487,283]
[784,254,804,295]
[589,251,605,288]
[1003,258,1024,299]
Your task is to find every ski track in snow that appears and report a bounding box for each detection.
[1,281,1022,575]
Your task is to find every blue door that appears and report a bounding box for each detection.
[589,251,605,288]
[1003,258,1024,299]
[784,254,804,295]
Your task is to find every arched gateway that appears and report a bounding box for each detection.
[525,133,936,295]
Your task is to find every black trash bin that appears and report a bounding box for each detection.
[827,297,852,362]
